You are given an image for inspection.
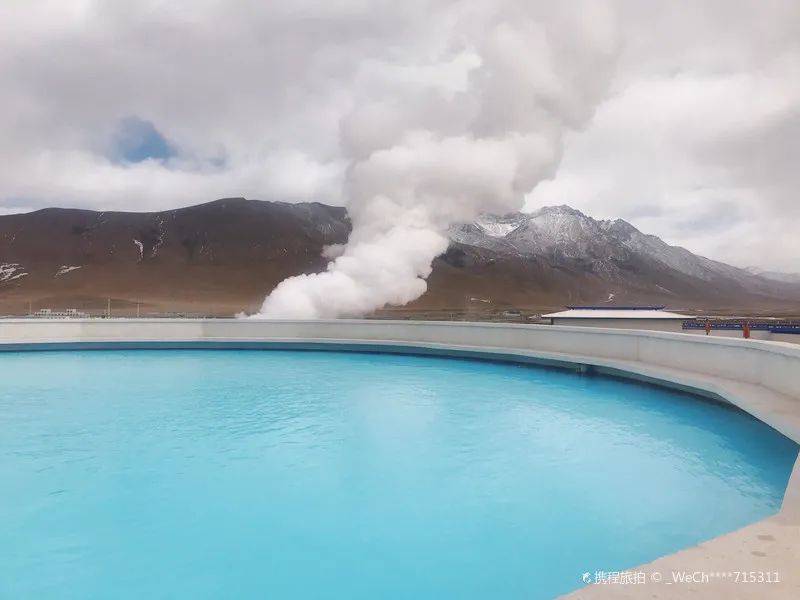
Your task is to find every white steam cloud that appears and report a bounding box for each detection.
[251,1,619,319]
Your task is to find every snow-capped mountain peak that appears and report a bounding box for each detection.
[474,213,527,238]
[450,206,783,292]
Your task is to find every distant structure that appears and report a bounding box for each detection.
[683,318,800,343]
[31,308,89,319]
[542,305,690,332]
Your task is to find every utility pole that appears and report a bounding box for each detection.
[107,298,111,319]
[136,302,140,318]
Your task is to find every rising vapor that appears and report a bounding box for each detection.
[251,1,619,319]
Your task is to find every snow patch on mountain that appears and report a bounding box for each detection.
[0,263,28,282]
[55,265,82,277]
[474,214,526,238]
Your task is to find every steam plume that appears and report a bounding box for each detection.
[251,1,618,319]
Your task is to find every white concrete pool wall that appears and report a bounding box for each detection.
[1,319,799,409]
[1,318,799,598]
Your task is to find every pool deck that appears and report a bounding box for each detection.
[1,318,799,599]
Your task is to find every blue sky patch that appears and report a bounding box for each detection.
[110,116,176,163]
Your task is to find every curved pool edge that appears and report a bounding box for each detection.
[1,318,799,598]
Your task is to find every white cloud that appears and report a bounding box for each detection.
[254,1,619,317]
[0,0,797,274]
[526,0,800,270]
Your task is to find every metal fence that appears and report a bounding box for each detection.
[682,320,800,334]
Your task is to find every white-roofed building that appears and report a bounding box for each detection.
[542,305,691,332]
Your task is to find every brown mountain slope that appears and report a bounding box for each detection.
[1,198,798,318]
[0,198,349,315]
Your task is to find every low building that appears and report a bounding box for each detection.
[542,305,691,332]
[31,308,89,319]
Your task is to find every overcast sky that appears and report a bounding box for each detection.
[1,1,798,270]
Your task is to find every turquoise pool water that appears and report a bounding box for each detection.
[1,349,797,599]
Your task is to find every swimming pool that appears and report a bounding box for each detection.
[1,349,797,599]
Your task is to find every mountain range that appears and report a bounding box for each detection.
[1,198,798,317]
